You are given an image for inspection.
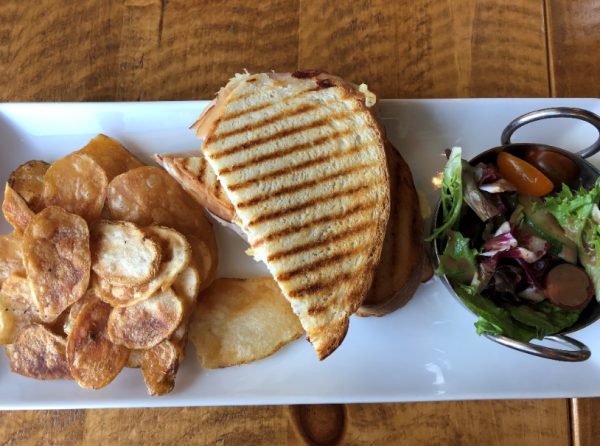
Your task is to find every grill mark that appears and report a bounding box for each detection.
[219,129,351,175]
[214,175,222,196]
[197,156,206,183]
[252,201,372,247]
[267,220,373,262]
[288,271,355,298]
[237,162,376,210]
[276,243,368,282]
[248,183,371,228]
[226,90,253,104]
[212,102,321,141]
[228,144,363,193]
[220,87,318,122]
[207,110,353,160]
[308,305,327,316]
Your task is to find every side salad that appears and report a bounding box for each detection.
[431,147,600,342]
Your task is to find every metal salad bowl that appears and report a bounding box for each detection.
[433,107,600,361]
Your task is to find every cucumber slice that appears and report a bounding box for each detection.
[519,195,578,263]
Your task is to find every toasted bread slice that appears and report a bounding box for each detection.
[356,143,424,316]
[191,71,390,359]
[155,152,235,222]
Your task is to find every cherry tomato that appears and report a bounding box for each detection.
[524,148,579,188]
[497,151,554,197]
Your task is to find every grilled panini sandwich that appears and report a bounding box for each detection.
[156,142,425,317]
[191,71,390,359]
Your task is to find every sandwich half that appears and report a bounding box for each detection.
[155,142,425,316]
[191,71,390,359]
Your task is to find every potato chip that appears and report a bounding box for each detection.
[0,271,41,345]
[0,294,36,346]
[67,298,129,389]
[126,349,143,368]
[145,226,191,291]
[0,307,17,345]
[2,183,34,233]
[169,324,189,363]
[5,324,71,380]
[42,153,108,222]
[167,264,201,362]
[77,134,144,181]
[107,166,215,244]
[108,288,184,349]
[0,273,41,321]
[95,226,190,307]
[91,220,161,287]
[141,339,179,396]
[186,234,217,291]
[189,278,303,368]
[172,264,201,311]
[22,206,91,322]
[63,290,96,337]
[8,160,49,212]
[0,232,25,286]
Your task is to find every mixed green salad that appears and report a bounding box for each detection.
[430,147,600,342]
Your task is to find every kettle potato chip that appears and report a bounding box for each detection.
[22,206,91,322]
[42,153,108,222]
[125,349,144,368]
[2,183,34,233]
[0,271,42,345]
[63,290,96,337]
[186,234,217,291]
[107,166,215,245]
[95,225,190,306]
[189,278,303,368]
[92,220,162,287]
[8,160,49,212]
[5,324,71,380]
[77,134,144,181]
[141,339,179,396]
[0,273,41,321]
[107,288,184,350]
[67,298,129,389]
[0,232,25,286]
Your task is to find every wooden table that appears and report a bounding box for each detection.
[0,1,599,444]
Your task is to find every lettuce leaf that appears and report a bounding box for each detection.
[507,301,580,339]
[580,215,600,300]
[436,231,478,285]
[427,147,463,241]
[544,179,600,300]
[454,284,538,342]
[544,178,600,244]
[455,285,580,343]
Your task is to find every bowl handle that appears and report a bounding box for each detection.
[483,333,591,362]
[501,107,600,159]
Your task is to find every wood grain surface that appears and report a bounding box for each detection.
[546,0,600,97]
[572,398,600,446]
[0,400,570,446]
[0,0,598,445]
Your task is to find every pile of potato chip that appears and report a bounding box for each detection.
[0,135,218,395]
[0,134,306,397]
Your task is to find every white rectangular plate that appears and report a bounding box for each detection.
[1,98,599,410]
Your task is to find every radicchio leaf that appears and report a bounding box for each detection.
[462,161,500,221]
[481,222,517,256]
